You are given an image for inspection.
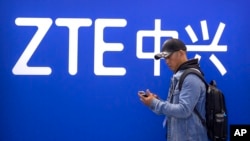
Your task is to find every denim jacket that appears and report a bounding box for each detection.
[150,70,208,141]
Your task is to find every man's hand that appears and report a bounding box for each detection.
[138,89,159,106]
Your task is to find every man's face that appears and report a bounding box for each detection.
[164,51,181,72]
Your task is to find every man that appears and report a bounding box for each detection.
[138,38,208,141]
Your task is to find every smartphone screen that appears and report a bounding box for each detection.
[138,91,148,97]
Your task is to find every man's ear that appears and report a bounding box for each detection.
[179,50,186,56]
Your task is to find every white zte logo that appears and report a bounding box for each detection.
[12,18,227,76]
[185,20,227,76]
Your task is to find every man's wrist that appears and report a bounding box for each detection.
[149,98,160,109]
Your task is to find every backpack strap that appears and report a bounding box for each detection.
[178,68,208,91]
[178,68,207,126]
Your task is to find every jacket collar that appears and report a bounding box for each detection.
[175,58,204,75]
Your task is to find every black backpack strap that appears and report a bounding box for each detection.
[194,108,206,127]
[178,69,207,126]
[178,68,208,91]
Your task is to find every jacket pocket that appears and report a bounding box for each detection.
[171,89,180,103]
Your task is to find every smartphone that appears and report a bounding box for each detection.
[138,91,148,97]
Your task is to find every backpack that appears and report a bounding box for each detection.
[178,69,228,141]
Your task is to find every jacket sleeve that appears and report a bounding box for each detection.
[149,74,203,118]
